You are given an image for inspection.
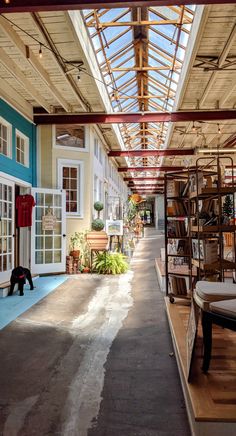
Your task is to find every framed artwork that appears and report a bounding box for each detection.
[106,219,123,236]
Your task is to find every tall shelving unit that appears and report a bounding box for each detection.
[164,170,193,303]
[189,156,236,285]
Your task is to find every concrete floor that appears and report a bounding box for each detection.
[0,228,190,436]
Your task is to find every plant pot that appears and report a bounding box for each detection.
[70,250,80,259]
[82,266,90,273]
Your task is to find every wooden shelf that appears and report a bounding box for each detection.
[189,186,236,199]
[167,253,191,257]
[167,236,190,239]
[192,258,236,270]
[191,225,236,233]
[167,215,188,218]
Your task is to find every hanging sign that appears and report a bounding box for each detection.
[42,207,57,231]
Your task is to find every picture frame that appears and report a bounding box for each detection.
[106,219,123,236]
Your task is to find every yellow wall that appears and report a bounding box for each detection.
[39,125,53,188]
[39,125,94,254]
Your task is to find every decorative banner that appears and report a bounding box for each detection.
[106,219,123,236]
[42,207,57,231]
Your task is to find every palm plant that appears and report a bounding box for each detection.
[92,252,129,274]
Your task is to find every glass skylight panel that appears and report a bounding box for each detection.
[83,5,194,156]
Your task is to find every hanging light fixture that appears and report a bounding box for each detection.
[218,124,222,134]
[39,44,43,59]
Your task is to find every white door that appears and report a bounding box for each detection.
[0,177,14,282]
[31,188,66,274]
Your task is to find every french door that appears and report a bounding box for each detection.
[31,188,66,274]
[0,177,14,282]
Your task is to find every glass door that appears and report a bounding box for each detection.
[31,188,66,274]
[0,177,14,283]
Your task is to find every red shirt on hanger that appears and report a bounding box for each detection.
[16,194,36,227]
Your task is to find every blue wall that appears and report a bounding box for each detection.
[0,99,37,186]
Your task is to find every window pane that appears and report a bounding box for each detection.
[45,237,53,249]
[45,251,53,263]
[36,251,44,264]
[54,250,61,263]
[70,168,77,178]
[62,165,80,215]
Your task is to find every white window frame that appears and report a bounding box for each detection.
[0,116,12,159]
[93,174,98,203]
[57,159,84,218]
[53,125,89,152]
[94,137,99,159]
[15,129,29,167]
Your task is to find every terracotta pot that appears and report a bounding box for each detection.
[82,266,90,273]
[70,250,80,259]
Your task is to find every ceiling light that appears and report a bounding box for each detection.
[192,122,196,132]
[198,148,236,153]
[57,134,70,140]
[39,44,43,59]
[218,124,222,134]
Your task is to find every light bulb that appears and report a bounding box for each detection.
[39,45,42,59]
[192,122,196,132]
[218,124,222,134]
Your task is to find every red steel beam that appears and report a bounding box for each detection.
[108,149,194,157]
[131,191,163,194]
[124,177,165,181]
[130,185,163,188]
[34,110,236,125]
[118,166,183,172]
[1,0,234,14]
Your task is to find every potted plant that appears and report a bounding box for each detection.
[92,251,129,275]
[87,202,109,251]
[91,201,105,231]
[69,232,81,258]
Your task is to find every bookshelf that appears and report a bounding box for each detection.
[164,156,236,302]
[189,156,236,285]
[164,171,193,303]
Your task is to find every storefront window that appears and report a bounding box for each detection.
[55,124,85,149]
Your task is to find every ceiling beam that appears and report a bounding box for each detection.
[1,0,234,13]
[88,19,192,27]
[0,15,70,112]
[129,184,164,187]
[124,177,165,181]
[110,66,181,71]
[34,110,236,125]
[131,191,163,193]
[108,149,194,157]
[0,47,51,113]
[199,24,236,107]
[118,166,183,172]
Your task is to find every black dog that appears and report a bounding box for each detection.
[8,266,34,296]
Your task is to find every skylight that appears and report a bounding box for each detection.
[83,5,195,170]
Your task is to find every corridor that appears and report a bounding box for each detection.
[0,229,190,436]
